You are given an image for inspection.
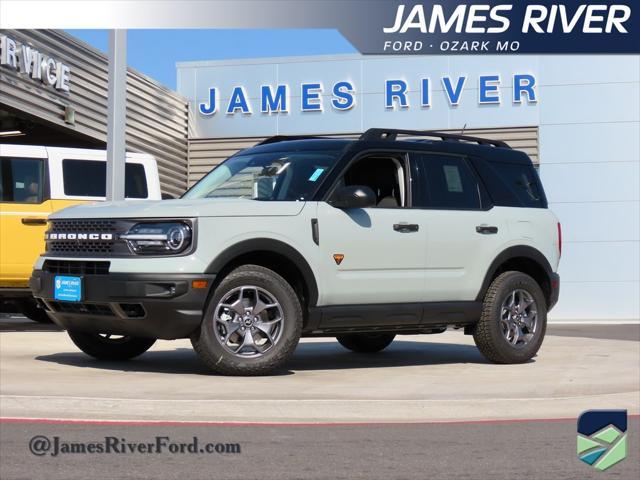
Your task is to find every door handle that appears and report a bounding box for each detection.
[21,217,47,226]
[476,225,498,234]
[393,223,419,233]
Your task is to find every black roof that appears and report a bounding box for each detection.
[243,128,532,165]
[246,138,354,154]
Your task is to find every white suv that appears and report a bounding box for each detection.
[30,129,561,375]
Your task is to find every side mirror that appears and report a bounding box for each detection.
[161,193,176,200]
[330,185,376,209]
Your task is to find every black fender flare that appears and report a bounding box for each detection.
[205,238,319,306]
[475,245,553,302]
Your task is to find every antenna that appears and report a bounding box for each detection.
[461,123,467,135]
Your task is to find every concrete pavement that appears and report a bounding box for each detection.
[1,321,639,480]
[1,324,638,423]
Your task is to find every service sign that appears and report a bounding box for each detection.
[0,34,71,92]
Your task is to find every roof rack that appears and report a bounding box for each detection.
[257,135,333,145]
[359,128,511,148]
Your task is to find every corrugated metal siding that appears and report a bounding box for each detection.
[0,29,188,197]
[187,127,539,187]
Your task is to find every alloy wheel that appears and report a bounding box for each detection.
[213,286,284,358]
[499,289,538,348]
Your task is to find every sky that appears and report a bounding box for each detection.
[66,29,357,90]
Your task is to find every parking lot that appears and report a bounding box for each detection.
[1,316,638,479]
[1,316,638,422]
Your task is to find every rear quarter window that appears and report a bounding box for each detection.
[62,159,148,199]
[472,158,546,208]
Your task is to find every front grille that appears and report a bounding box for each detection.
[46,219,131,256]
[49,240,115,255]
[48,301,115,316]
[50,220,116,232]
[43,260,110,275]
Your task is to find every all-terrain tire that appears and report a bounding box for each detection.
[473,271,547,364]
[68,331,156,360]
[191,264,303,376]
[336,333,396,353]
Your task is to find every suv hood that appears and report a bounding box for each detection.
[50,198,306,219]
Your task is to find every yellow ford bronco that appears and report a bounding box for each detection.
[0,144,161,322]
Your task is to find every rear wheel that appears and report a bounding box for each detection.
[68,331,156,360]
[336,333,396,353]
[473,271,547,364]
[16,298,52,324]
[191,264,303,376]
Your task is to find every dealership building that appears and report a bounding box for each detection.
[1,30,638,322]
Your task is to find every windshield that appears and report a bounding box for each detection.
[183,150,340,201]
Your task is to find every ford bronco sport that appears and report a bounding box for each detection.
[30,129,560,375]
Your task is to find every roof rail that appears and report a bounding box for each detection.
[257,135,332,145]
[359,128,511,148]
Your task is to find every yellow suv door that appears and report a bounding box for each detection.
[0,147,51,289]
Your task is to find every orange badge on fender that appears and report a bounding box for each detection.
[333,254,345,265]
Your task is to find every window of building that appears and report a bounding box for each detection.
[62,160,148,198]
[412,154,481,209]
[0,157,45,204]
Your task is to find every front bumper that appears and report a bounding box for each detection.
[30,269,215,339]
[0,287,32,298]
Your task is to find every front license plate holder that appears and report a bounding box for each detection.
[54,275,83,302]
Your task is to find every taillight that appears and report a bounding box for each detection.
[557,222,562,258]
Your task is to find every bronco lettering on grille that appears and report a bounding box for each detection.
[46,233,114,240]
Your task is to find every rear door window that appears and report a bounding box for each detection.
[0,157,46,204]
[62,160,148,198]
[411,153,482,209]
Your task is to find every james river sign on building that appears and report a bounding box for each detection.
[197,74,537,116]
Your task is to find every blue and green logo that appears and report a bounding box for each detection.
[577,410,627,471]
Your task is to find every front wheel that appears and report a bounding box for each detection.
[336,333,396,353]
[68,331,156,360]
[473,271,547,364]
[191,265,303,376]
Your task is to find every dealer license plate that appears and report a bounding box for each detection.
[54,275,82,302]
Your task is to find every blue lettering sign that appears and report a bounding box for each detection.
[198,87,217,115]
[261,84,288,113]
[386,79,408,108]
[513,74,537,103]
[332,81,355,110]
[196,73,538,117]
[421,78,430,107]
[442,76,467,106]
[301,83,323,111]
[226,86,251,114]
[479,75,501,104]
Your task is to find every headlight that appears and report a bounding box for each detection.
[121,222,192,255]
